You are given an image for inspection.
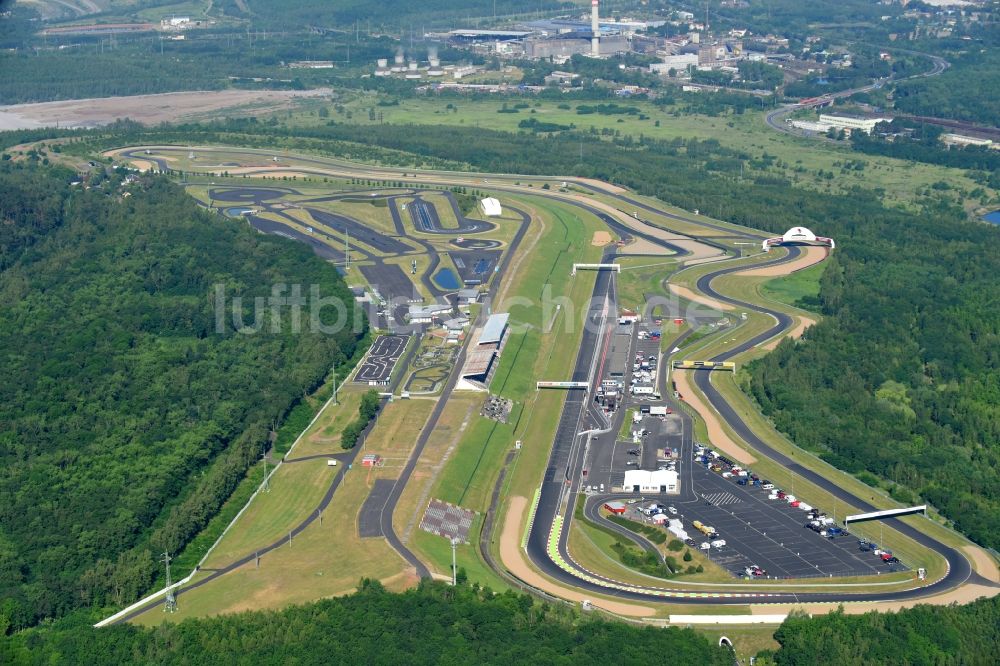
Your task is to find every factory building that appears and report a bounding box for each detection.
[818,114,892,135]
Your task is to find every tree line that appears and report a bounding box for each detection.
[0,579,731,665]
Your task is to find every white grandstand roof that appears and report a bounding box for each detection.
[479,313,510,345]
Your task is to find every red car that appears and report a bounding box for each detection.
[790,500,801,508]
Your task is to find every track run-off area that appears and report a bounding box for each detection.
[104,145,1000,626]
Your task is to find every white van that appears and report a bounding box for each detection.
[711,539,727,548]
[699,542,711,551]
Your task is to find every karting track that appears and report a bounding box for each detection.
[521,245,987,604]
[354,334,408,384]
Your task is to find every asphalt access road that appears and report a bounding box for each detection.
[112,440,367,624]
[358,479,397,538]
[374,202,532,579]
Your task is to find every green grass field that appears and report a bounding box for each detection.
[760,260,826,311]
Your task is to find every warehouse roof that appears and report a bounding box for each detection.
[479,313,510,345]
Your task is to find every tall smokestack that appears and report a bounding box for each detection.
[591,0,600,56]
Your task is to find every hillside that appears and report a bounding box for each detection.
[0,162,365,631]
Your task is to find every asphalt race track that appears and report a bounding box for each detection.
[522,245,986,604]
[108,146,990,622]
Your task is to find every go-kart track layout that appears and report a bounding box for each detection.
[354,334,408,385]
[103,146,996,628]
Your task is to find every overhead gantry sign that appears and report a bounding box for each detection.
[572,263,620,276]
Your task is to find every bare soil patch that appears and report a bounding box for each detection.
[0,88,331,130]
[591,231,613,247]
[737,246,827,277]
[668,284,735,312]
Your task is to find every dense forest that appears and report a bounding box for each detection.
[894,38,1000,127]
[0,580,731,665]
[766,595,1000,665]
[0,162,365,631]
[91,117,1000,549]
[850,120,1000,175]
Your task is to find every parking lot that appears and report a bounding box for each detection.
[581,318,903,581]
[608,451,903,580]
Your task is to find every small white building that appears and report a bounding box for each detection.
[479,197,503,217]
[624,469,678,493]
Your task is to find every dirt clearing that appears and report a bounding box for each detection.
[737,246,828,277]
[0,88,331,130]
[761,315,816,351]
[963,545,1000,583]
[668,284,735,312]
[592,231,613,246]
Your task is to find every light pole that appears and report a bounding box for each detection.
[451,538,460,586]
